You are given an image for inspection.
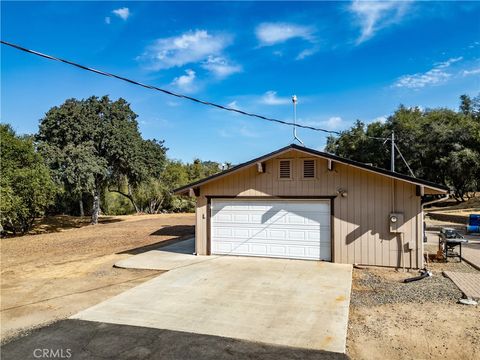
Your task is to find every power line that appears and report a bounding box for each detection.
[1,40,344,135]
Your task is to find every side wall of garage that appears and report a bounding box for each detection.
[195,149,423,268]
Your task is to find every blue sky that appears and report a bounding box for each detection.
[2,1,479,163]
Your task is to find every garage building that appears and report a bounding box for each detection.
[174,144,448,268]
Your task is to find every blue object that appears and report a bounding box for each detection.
[467,225,480,233]
[469,214,480,226]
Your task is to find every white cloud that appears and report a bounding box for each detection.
[201,56,242,78]
[171,69,196,92]
[302,116,344,131]
[255,22,315,46]
[296,47,318,60]
[140,118,172,129]
[436,57,463,68]
[324,116,343,129]
[140,30,232,70]
[394,57,462,89]
[260,91,291,105]
[219,124,259,138]
[104,16,111,25]
[395,69,449,89]
[227,101,240,110]
[112,7,130,21]
[349,1,411,44]
[462,68,480,76]
[468,41,480,49]
[255,22,319,59]
[372,116,387,123]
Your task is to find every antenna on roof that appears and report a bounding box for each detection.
[292,95,304,146]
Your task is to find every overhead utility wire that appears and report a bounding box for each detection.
[1,40,347,135]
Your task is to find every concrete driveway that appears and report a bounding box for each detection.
[73,251,352,354]
[1,320,349,360]
[114,237,209,270]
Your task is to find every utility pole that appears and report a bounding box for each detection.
[391,131,395,172]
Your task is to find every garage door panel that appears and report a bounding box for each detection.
[211,199,331,261]
[211,214,329,227]
[212,240,324,249]
[289,231,306,240]
[215,242,232,253]
[213,230,325,244]
[233,214,249,222]
[233,228,249,237]
[215,213,233,222]
[270,245,287,255]
[212,224,330,243]
[211,242,324,260]
[308,229,330,241]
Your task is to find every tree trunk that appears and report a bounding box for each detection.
[127,184,140,213]
[108,183,140,213]
[91,187,100,225]
[79,197,84,217]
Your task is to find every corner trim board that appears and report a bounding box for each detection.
[206,197,211,255]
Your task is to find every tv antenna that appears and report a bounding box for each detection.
[292,95,304,146]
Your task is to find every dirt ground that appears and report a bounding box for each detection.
[0,213,195,342]
[347,263,480,360]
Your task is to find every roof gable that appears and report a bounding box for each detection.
[174,144,449,195]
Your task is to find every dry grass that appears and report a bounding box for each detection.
[0,213,195,342]
[428,196,480,215]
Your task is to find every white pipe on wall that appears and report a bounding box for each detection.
[422,194,450,208]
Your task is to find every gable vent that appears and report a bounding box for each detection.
[303,159,315,178]
[279,160,292,179]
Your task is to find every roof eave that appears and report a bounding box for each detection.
[173,144,449,196]
[172,145,294,195]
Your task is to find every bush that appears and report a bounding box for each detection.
[102,191,135,215]
[0,124,57,234]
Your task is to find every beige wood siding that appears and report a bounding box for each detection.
[195,149,424,268]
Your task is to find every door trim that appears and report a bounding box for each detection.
[207,196,335,261]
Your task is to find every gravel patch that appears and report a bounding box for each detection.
[351,269,463,307]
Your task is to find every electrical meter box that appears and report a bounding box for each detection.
[389,213,404,233]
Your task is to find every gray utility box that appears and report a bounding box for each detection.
[389,213,404,233]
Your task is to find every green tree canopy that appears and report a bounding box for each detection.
[37,96,162,223]
[326,95,480,201]
[0,124,57,234]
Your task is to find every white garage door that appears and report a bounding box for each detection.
[211,199,331,261]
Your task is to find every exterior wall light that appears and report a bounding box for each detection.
[337,188,348,197]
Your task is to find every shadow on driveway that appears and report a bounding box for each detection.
[1,320,350,360]
[150,225,195,237]
[118,224,194,255]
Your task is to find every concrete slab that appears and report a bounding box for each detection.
[115,238,213,271]
[73,256,352,354]
[444,271,480,300]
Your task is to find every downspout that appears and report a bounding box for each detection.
[421,193,450,208]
